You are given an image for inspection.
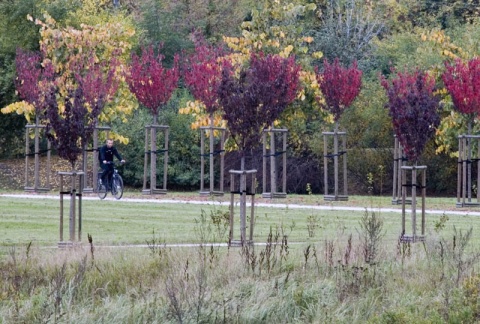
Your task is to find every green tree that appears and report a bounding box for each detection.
[135,0,250,62]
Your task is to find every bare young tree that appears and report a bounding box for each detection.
[310,0,385,69]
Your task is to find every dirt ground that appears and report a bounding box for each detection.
[0,156,77,191]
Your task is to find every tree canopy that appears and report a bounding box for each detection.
[1,0,480,193]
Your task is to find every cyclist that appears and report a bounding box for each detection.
[99,139,125,189]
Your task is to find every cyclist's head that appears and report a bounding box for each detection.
[106,139,114,148]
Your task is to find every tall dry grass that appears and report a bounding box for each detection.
[1,209,480,323]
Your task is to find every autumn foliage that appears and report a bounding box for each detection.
[442,57,480,116]
[218,53,300,155]
[43,56,119,168]
[14,45,120,168]
[381,69,441,162]
[14,49,43,112]
[317,58,362,122]
[127,46,180,122]
[183,41,226,115]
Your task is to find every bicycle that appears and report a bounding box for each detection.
[97,162,124,200]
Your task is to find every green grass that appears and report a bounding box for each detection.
[0,192,479,248]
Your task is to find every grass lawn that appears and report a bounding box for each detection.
[1,191,478,248]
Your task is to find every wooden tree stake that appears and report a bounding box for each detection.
[400,165,426,243]
[229,169,257,247]
[58,171,84,247]
[143,125,169,195]
[262,128,288,198]
[322,129,348,201]
[457,134,480,207]
[199,126,226,196]
[24,120,51,192]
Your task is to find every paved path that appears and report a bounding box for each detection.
[1,193,478,217]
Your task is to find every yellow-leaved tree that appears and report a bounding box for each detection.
[1,3,138,144]
[419,24,480,156]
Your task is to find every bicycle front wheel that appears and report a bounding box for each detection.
[97,178,107,200]
[112,175,124,200]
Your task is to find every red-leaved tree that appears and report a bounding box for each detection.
[183,41,225,116]
[443,57,480,131]
[381,69,441,162]
[317,58,362,125]
[44,57,119,168]
[127,46,180,124]
[218,53,301,168]
[13,48,119,169]
[15,49,44,115]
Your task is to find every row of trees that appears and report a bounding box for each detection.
[1,0,480,194]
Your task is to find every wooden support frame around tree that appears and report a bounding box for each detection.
[400,165,426,243]
[262,128,288,198]
[323,130,348,201]
[456,134,480,207]
[229,169,257,247]
[58,171,84,248]
[199,126,226,196]
[24,122,51,192]
[392,136,411,205]
[82,125,111,193]
[143,125,169,195]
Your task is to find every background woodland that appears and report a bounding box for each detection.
[1,0,480,195]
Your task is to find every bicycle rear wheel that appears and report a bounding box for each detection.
[112,175,124,200]
[97,178,107,199]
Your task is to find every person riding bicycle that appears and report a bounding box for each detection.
[99,139,125,189]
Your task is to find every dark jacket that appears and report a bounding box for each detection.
[99,145,122,163]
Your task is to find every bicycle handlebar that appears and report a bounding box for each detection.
[103,161,126,165]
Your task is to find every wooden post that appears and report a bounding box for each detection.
[323,133,328,197]
[322,129,348,201]
[229,169,257,247]
[262,128,288,198]
[150,125,157,191]
[392,136,411,205]
[24,123,51,192]
[392,136,398,204]
[199,126,226,196]
[25,126,29,189]
[59,174,64,242]
[400,165,427,243]
[200,129,205,193]
[58,171,84,248]
[456,134,480,207]
[262,132,267,195]
[342,131,348,197]
[334,125,339,198]
[143,125,169,195]
[456,135,463,205]
[209,122,214,194]
[143,127,148,192]
[249,174,255,242]
[34,117,40,190]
